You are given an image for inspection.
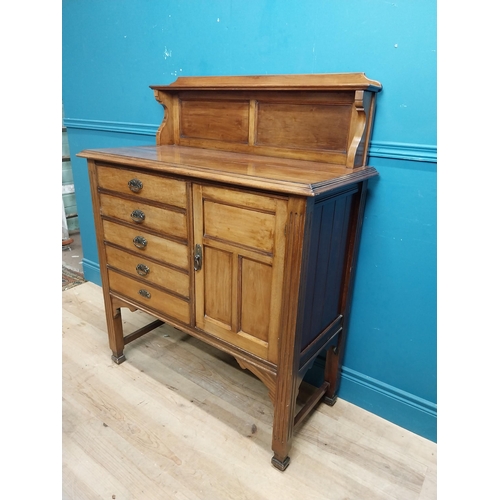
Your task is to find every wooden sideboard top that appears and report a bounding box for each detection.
[78,144,378,197]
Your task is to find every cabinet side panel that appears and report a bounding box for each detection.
[300,190,356,350]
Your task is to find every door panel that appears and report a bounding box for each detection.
[203,200,276,253]
[193,184,287,363]
[203,246,233,330]
[240,257,273,343]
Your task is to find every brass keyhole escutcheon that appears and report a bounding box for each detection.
[194,244,203,271]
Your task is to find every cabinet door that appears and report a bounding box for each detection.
[193,184,288,363]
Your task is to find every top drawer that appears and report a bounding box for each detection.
[97,164,187,209]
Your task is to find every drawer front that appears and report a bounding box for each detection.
[108,269,190,325]
[102,220,189,270]
[97,165,187,208]
[105,246,190,299]
[100,193,187,240]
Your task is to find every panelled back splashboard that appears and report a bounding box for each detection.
[78,73,382,471]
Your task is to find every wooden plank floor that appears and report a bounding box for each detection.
[63,282,437,500]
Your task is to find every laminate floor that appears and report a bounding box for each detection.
[62,282,437,500]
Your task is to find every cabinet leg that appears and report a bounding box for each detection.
[323,343,340,405]
[107,306,125,364]
[271,373,298,471]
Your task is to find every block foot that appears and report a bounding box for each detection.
[271,455,290,471]
[323,394,338,406]
[111,354,126,364]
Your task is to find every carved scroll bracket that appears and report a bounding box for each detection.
[235,357,277,404]
[153,89,176,145]
[346,90,367,168]
[111,295,138,313]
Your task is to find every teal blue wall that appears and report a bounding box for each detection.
[63,0,437,441]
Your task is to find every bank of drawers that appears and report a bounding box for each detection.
[96,164,190,325]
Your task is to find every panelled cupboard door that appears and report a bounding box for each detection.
[193,184,288,364]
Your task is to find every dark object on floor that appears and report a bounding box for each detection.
[63,265,85,291]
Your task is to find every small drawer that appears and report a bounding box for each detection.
[97,165,187,208]
[100,193,187,240]
[105,246,190,298]
[108,269,190,325]
[102,220,189,270]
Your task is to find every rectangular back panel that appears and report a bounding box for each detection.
[256,102,351,152]
[180,100,249,143]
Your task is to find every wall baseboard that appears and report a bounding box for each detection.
[65,117,437,163]
[82,258,102,286]
[304,359,437,442]
[64,118,158,136]
[369,140,437,163]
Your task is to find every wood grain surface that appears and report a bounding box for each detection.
[63,282,436,500]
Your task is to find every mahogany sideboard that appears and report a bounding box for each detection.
[78,73,382,471]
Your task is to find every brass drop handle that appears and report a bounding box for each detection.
[136,263,150,276]
[131,209,146,223]
[133,235,147,249]
[128,178,143,193]
[194,244,202,271]
[138,289,151,299]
